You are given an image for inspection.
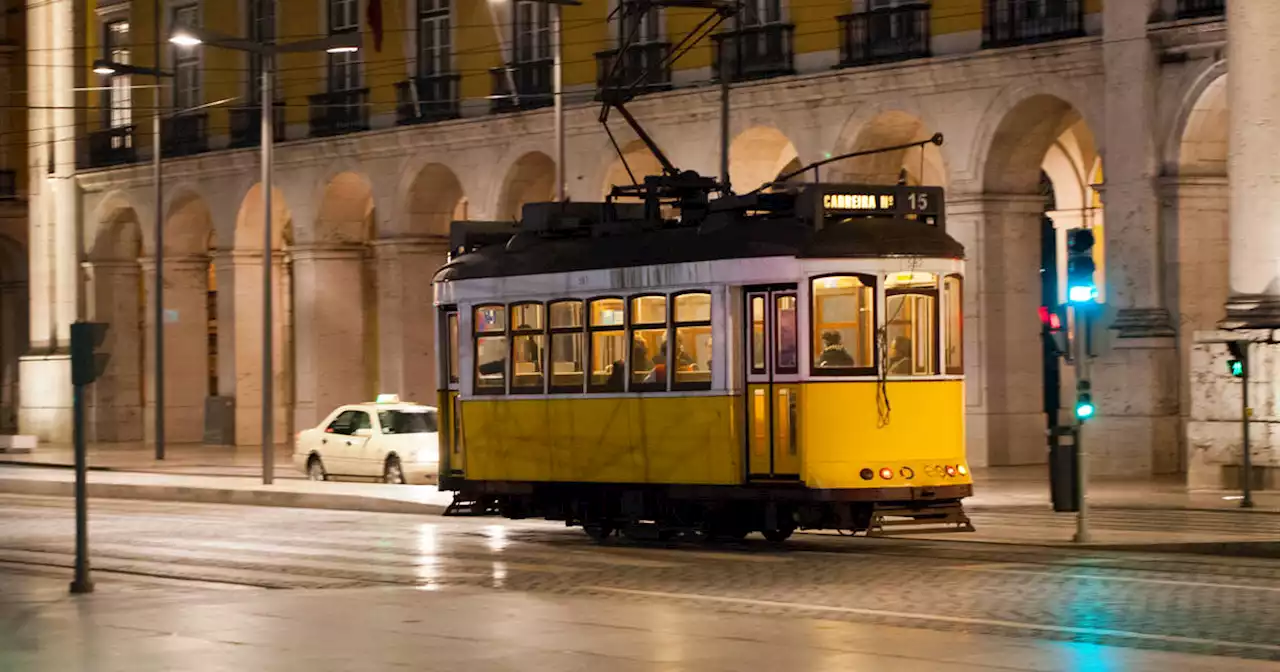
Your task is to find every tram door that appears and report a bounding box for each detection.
[744,285,801,480]
[438,306,464,478]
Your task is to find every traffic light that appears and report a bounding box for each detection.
[1066,228,1097,304]
[70,322,110,386]
[1074,380,1095,420]
[1039,305,1069,359]
[1226,341,1245,378]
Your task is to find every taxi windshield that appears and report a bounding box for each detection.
[378,410,437,434]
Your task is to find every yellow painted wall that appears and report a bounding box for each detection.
[933,0,984,35]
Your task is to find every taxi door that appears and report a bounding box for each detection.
[744,285,801,480]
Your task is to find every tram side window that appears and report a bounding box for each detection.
[549,300,585,392]
[944,274,963,375]
[589,298,626,392]
[750,296,766,374]
[775,294,798,374]
[510,302,545,394]
[630,295,668,390]
[474,304,507,394]
[446,312,460,386]
[811,275,875,374]
[673,292,712,389]
[885,272,938,376]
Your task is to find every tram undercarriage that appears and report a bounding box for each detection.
[444,482,975,542]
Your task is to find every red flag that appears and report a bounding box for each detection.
[367,0,383,52]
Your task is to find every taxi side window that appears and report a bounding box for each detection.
[351,412,372,433]
[326,410,360,435]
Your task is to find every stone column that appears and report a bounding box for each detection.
[0,280,27,433]
[291,245,367,431]
[947,195,1047,467]
[215,251,288,446]
[141,256,210,445]
[374,237,450,405]
[81,260,143,442]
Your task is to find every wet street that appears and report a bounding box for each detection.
[1,493,1279,671]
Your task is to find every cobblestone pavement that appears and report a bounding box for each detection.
[2,494,1279,667]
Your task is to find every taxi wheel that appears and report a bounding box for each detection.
[383,456,406,485]
[307,455,328,482]
[762,528,794,543]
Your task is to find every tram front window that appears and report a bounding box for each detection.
[885,272,938,376]
[811,275,875,373]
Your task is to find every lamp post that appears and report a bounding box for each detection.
[92,59,172,462]
[511,0,579,200]
[169,27,361,485]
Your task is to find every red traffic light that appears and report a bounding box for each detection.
[1038,306,1063,331]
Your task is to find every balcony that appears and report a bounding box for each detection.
[308,88,370,138]
[712,23,795,83]
[983,0,1083,48]
[838,3,931,68]
[489,60,553,113]
[229,103,287,148]
[1175,0,1224,19]
[0,170,16,200]
[85,125,137,169]
[394,73,461,125]
[595,42,672,100]
[161,112,209,158]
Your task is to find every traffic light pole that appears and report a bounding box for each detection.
[70,379,92,594]
[1240,344,1253,509]
[1072,307,1090,544]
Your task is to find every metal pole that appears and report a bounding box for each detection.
[153,0,165,461]
[1073,308,1090,543]
[261,54,274,486]
[70,381,92,594]
[1241,344,1253,509]
[718,39,730,190]
[552,4,564,201]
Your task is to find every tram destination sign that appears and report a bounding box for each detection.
[804,184,945,229]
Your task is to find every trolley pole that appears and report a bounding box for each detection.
[1072,307,1091,544]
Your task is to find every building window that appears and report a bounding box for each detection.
[418,0,451,77]
[885,272,938,376]
[328,0,361,91]
[811,275,876,375]
[171,5,201,110]
[473,304,506,394]
[588,297,625,392]
[673,292,712,389]
[514,0,552,63]
[510,302,545,394]
[739,0,782,27]
[619,0,660,44]
[247,0,276,104]
[944,274,963,374]
[103,20,132,132]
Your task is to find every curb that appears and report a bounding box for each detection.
[0,478,447,517]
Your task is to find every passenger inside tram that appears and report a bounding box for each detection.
[816,331,855,368]
[889,335,914,375]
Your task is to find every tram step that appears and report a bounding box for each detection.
[443,496,499,517]
[865,504,975,537]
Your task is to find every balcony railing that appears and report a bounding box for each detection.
[85,125,137,169]
[0,169,16,200]
[161,112,209,158]
[712,23,795,83]
[595,42,672,99]
[1175,0,1224,19]
[838,3,931,67]
[395,73,461,125]
[308,88,370,138]
[489,60,553,113]
[983,0,1083,48]
[229,103,287,148]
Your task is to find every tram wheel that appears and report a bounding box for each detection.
[583,523,614,542]
[762,528,794,542]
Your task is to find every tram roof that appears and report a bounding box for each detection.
[434,214,964,283]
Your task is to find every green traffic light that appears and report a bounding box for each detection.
[1075,395,1095,420]
[1229,359,1244,377]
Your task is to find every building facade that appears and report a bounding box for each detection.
[13,0,1272,488]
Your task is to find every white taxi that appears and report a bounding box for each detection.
[293,395,440,485]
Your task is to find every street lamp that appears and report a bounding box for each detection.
[91,58,172,463]
[169,26,360,485]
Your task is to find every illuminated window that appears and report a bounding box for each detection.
[630,295,668,390]
[775,294,797,374]
[474,304,506,394]
[510,303,544,394]
[446,311,459,385]
[673,292,712,389]
[549,300,584,392]
[811,275,875,374]
[885,272,938,376]
[750,295,766,373]
[588,298,625,392]
[944,274,963,375]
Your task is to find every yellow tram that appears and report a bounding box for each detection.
[432,182,973,541]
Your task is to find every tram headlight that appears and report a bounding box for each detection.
[945,465,957,477]
[879,467,893,480]
[860,468,874,481]
[957,465,968,476]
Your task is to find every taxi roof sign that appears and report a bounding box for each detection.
[375,394,400,404]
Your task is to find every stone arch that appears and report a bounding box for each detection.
[497,151,556,221]
[162,188,215,256]
[1162,61,1227,175]
[313,170,376,245]
[728,126,799,193]
[982,94,1094,195]
[233,183,292,251]
[600,140,665,199]
[401,162,467,237]
[1175,74,1227,178]
[89,193,143,262]
[830,110,949,187]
